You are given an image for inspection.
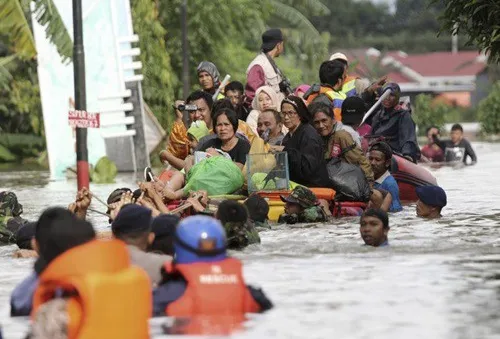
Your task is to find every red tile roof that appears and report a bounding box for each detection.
[386,51,487,77]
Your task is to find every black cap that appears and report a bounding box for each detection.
[261,29,283,52]
[341,96,366,126]
[151,214,180,238]
[111,204,152,235]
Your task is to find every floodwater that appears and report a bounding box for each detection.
[1,142,500,339]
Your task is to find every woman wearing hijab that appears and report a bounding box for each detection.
[270,96,330,187]
[246,85,281,135]
[197,61,224,99]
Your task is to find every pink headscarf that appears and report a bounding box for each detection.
[294,84,311,97]
[252,86,280,112]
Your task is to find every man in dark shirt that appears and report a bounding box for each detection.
[434,123,477,165]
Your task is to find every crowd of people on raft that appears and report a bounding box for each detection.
[0,27,478,338]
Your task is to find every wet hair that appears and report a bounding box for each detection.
[451,123,463,133]
[244,194,269,223]
[261,108,282,124]
[361,208,389,229]
[426,126,440,135]
[281,95,311,123]
[369,141,393,162]
[107,187,132,205]
[319,60,345,87]
[34,207,95,274]
[150,214,180,256]
[213,108,239,133]
[225,81,244,94]
[216,200,248,225]
[15,221,36,250]
[186,90,214,110]
[308,101,334,119]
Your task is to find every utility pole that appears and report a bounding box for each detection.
[181,0,189,99]
[452,23,458,54]
[72,0,89,190]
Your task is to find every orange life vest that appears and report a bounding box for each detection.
[305,85,344,122]
[32,239,151,339]
[165,257,260,317]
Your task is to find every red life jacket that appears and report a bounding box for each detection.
[165,257,261,317]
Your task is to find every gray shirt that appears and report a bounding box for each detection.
[127,245,171,287]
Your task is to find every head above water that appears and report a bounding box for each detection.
[244,194,270,223]
[426,126,441,143]
[112,204,154,251]
[280,186,318,210]
[450,123,464,144]
[174,215,227,264]
[416,185,447,219]
[34,207,96,273]
[0,191,23,217]
[360,208,389,247]
[150,214,180,256]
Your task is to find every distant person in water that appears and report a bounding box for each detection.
[420,126,444,162]
[415,185,447,219]
[360,208,389,247]
[433,123,477,165]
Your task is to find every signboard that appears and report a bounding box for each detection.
[68,110,100,128]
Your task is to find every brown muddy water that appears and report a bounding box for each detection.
[1,142,499,339]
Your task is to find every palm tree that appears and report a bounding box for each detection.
[0,0,73,82]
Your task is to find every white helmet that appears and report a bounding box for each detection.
[329,52,348,63]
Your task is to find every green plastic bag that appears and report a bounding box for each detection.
[184,156,244,196]
[250,172,302,191]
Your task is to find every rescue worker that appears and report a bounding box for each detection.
[111,204,172,287]
[360,208,390,247]
[197,61,224,99]
[369,142,403,212]
[29,231,151,339]
[152,216,273,321]
[416,185,447,219]
[278,186,328,224]
[11,207,96,317]
[329,52,358,97]
[370,83,420,162]
[244,194,271,230]
[216,200,260,249]
[150,214,180,256]
[0,191,28,245]
[304,60,346,122]
[245,28,288,106]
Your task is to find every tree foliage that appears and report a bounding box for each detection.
[478,81,500,134]
[437,0,500,63]
[414,94,447,135]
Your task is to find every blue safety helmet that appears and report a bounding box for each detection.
[174,215,227,264]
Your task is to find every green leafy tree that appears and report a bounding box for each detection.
[478,81,500,135]
[131,0,178,129]
[414,94,447,135]
[437,0,500,62]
